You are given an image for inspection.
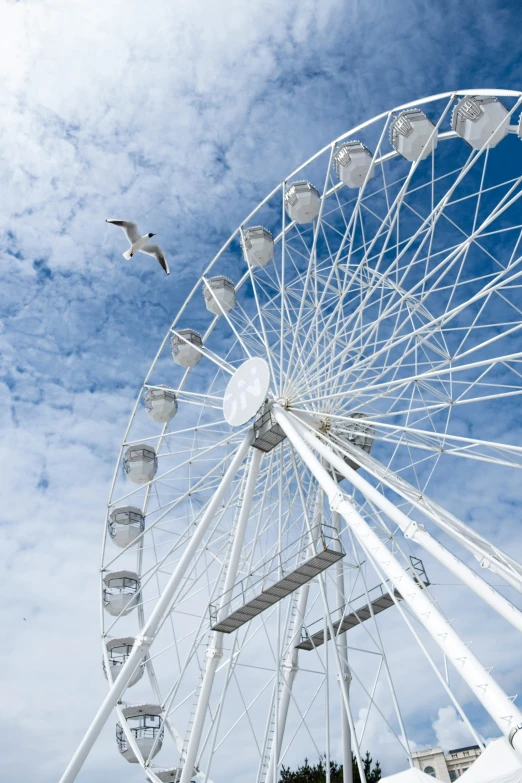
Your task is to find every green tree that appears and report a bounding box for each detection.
[280,752,381,783]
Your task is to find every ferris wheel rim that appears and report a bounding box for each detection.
[93,88,522,783]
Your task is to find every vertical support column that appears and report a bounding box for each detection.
[180,447,263,783]
[332,510,353,783]
[273,407,522,753]
[266,491,322,783]
[59,431,253,783]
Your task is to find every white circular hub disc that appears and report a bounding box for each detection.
[223,357,270,426]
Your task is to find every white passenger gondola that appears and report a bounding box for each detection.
[152,768,197,782]
[284,180,321,224]
[123,443,157,484]
[145,386,178,423]
[241,226,274,267]
[116,704,163,763]
[170,329,203,368]
[334,141,374,188]
[390,109,438,161]
[104,637,145,687]
[108,506,144,548]
[330,413,374,480]
[103,570,140,616]
[452,95,509,149]
[202,276,236,316]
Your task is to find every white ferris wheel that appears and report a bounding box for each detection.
[61,89,522,783]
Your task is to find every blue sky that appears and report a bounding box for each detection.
[3,1,522,781]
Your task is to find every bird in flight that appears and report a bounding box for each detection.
[106,219,170,275]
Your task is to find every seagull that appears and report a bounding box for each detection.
[106,219,170,275]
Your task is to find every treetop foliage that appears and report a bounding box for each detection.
[279,752,382,783]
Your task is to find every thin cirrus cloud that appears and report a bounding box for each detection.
[2,0,522,781]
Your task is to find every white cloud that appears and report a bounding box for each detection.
[433,706,476,752]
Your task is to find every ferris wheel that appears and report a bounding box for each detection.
[60,89,522,783]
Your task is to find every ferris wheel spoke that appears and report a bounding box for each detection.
[289,181,407,393]
[298,179,522,397]
[303,412,522,586]
[292,342,522,413]
[324,410,522,469]
[284,147,336,383]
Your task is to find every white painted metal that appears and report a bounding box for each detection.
[104,637,145,688]
[170,329,203,368]
[265,492,322,783]
[334,141,374,189]
[284,181,321,223]
[103,570,140,616]
[117,704,164,763]
[145,386,178,423]
[314,422,522,598]
[274,407,522,752]
[332,510,353,783]
[390,109,438,161]
[123,444,158,484]
[179,447,262,783]
[108,506,144,548]
[242,226,275,267]
[223,358,270,426]
[293,417,522,636]
[202,276,237,316]
[452,95,509,149]
[59,431,252,783]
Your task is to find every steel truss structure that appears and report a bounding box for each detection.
[61,90,522,783]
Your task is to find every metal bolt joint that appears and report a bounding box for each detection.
[135,635,154,652]
[403,520,425,539]
[329,491,347,514]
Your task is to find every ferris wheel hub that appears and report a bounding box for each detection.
[222,357,270,426]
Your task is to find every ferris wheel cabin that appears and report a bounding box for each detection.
[104,636,145,687]
[123,443,158,483]
[284,180,321,223]
[333,141,374,188]
[170,329,203,368]
[202,276,236,316]
[108,506,144,548]
[390,109,438,162]
[145,387,178,423]
[103,570,140,616]
[116,704,163,763]
[452,95,510,149]
[241,226,274,267]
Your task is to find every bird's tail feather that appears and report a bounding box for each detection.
[122,249,132,260]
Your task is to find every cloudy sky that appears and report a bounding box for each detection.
[3,0,522,781]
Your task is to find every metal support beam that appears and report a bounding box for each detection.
[273,406,522,754]
[265,493,322,783]
[180,447,263,783]
[293,417,522,637]
[332,511,353,783]
[59,430,253,783]
[314,421,522,595]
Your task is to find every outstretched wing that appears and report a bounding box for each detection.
[142,243,170,275]
[105,219,140,244]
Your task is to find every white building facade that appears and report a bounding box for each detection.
[412,745,482,781]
